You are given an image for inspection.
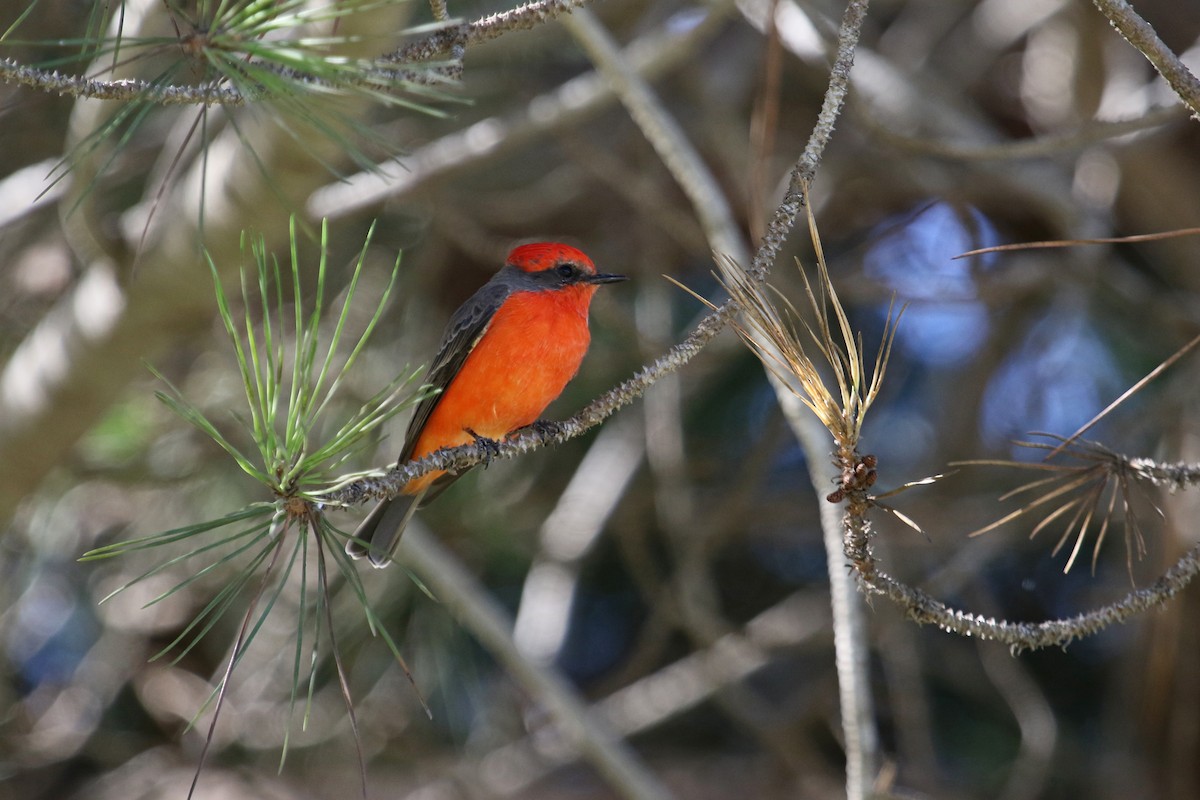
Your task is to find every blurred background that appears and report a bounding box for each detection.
[1,0,1199,798]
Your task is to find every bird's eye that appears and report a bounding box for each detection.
[556,264,576,279]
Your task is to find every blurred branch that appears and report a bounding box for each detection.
[976,616,1057,800]
[405,591,829,798]
[396,522,675,800]
[751,2,878,794]
[1090,0,1200,118]
[512,415,645,662]
[559,7,750,264]
[310,0,738,219]
[559,136,710,252]
[561,3,880,782]
[577,0,876,791]
[867,104,1187,161]
[554,10,780,761]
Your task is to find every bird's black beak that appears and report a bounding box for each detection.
[587,272,628,285]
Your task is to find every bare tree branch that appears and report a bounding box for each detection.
[858,542,1200,652]
[1090,0,1200,118]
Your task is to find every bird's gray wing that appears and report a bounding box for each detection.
[397,279,513,464]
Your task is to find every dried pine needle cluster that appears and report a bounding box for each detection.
[697,205,901,505]
[959,435,1162,576]
[715,252,897,451]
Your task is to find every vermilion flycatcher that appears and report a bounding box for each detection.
[348,242,626,566]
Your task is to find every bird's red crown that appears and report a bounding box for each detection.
[507,242,595,274]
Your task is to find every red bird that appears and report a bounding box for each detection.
[349,243,626,566]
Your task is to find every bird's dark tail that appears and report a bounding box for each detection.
[347,490,426,567]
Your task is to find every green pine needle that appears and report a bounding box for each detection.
[6,0,458,218]
[79,218,431,781]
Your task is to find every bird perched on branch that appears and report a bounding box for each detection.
[348,242,626,567]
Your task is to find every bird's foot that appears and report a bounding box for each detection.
[466,428,501,467]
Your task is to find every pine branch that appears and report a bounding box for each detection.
[838,437,1200,651]
[0,0,602,106]
[0,57,244,105]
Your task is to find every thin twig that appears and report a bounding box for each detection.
[1044,331,1200,460]
[958,227,1200,259]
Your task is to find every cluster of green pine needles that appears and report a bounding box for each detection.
[81,218,429,795]
[4,0,458,214]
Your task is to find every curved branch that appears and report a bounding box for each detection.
[866,104,1186,161]
[840,444,1200,652]
[859,544,1200,652]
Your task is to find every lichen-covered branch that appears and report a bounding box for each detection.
[840,447,1200,652]
[0,0,599,107]
[386,0,594,63]
[1090,0,1200,118]
[860,545,1200,652]
[748,0,867,283]
[0,57,244,105]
